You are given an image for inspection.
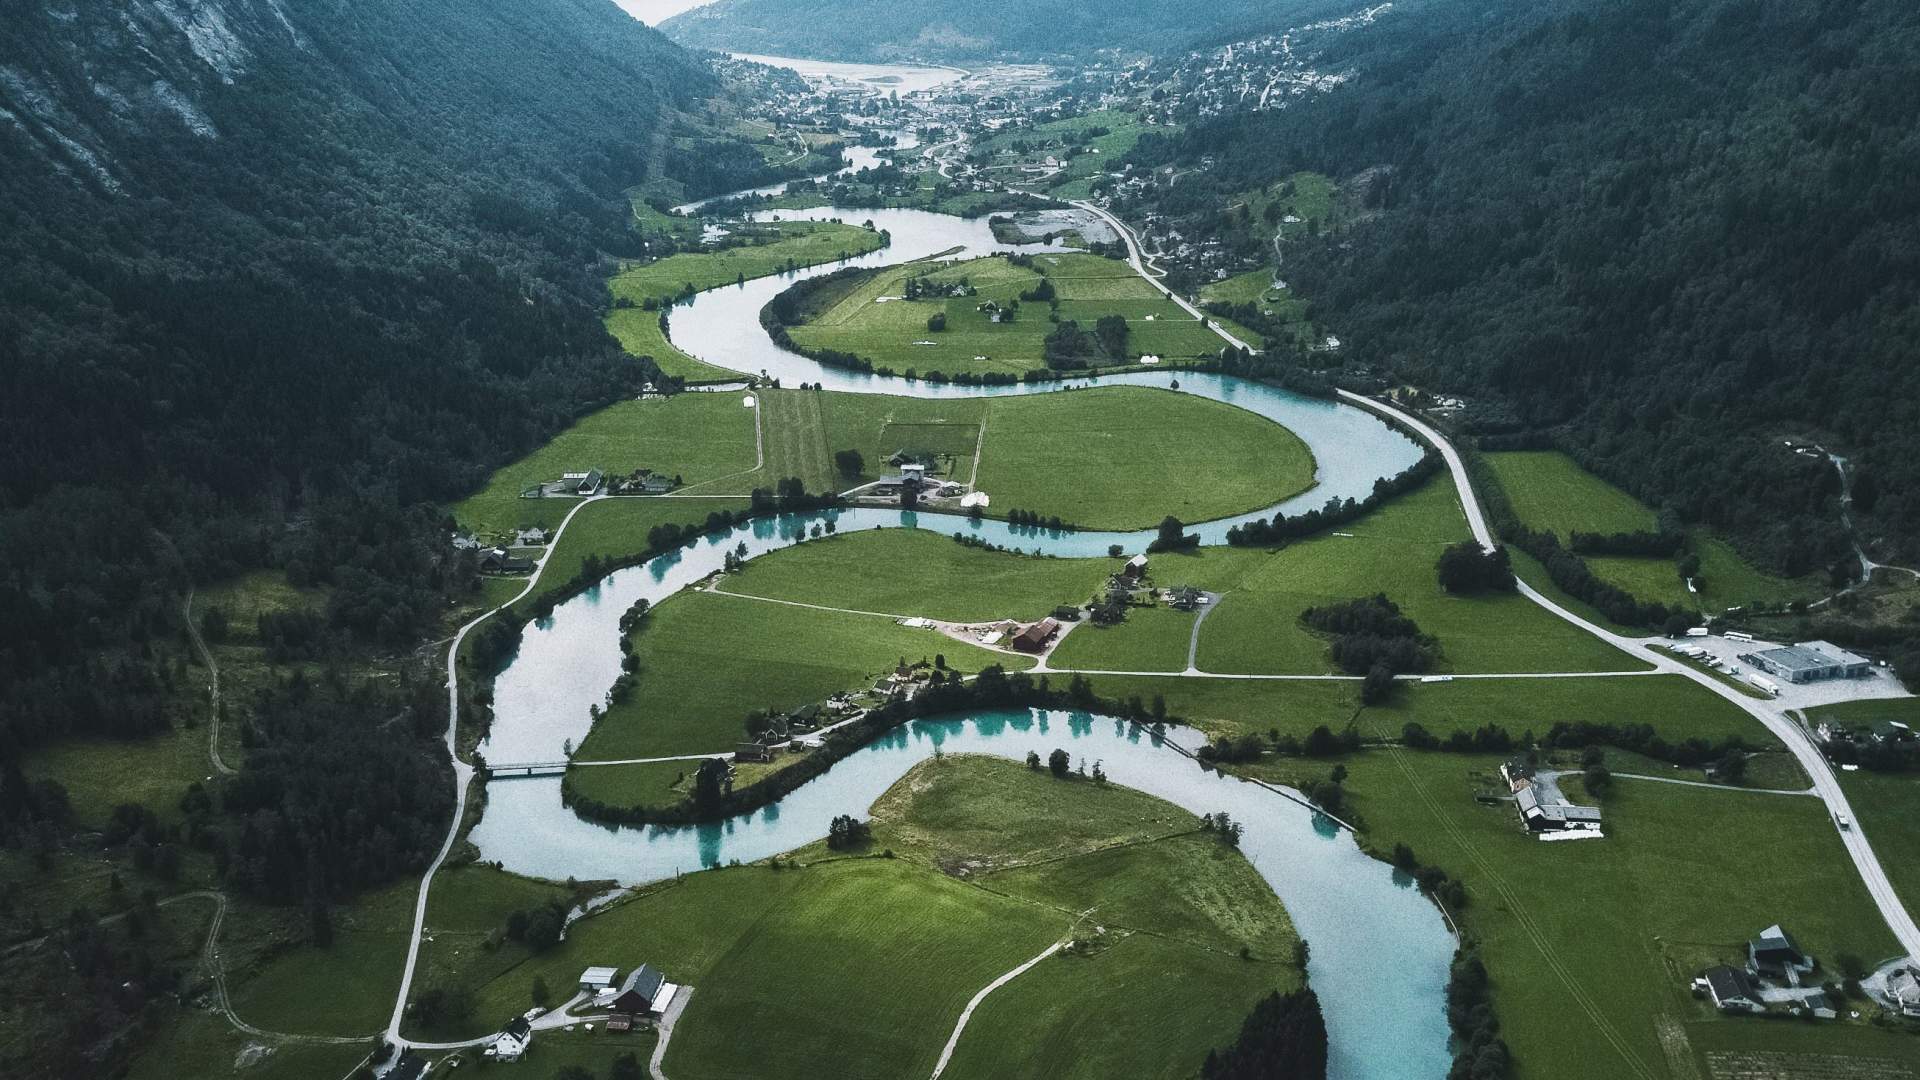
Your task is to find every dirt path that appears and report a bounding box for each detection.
[927,937,1071,1079]
[1614,772,1815,797]
[182,588,237,777]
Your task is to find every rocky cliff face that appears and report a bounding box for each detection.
[1,1,317,191]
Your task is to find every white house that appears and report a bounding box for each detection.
[484,1016,533,1062]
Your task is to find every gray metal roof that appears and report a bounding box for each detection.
[1755,642,1868,673]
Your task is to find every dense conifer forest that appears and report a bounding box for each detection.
[1131,0,1920,573]
[0,0,776,900]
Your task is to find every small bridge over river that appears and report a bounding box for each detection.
[485,760,570,778]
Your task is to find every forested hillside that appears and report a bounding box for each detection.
[1131,0,1920,573]
[661,0,1346,63]
[0,0,775,929]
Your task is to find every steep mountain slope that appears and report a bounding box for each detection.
[660,0,1345,63]
[0,1,765,751]
[1131,0,1920,574]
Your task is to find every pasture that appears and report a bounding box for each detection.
[608,219,883,307]
[750,384,1315,530]
[719,528,1107,624]
[1267,748,1909,1080]
[1486,451,1818,612]
[785,252,1224,380]
[449,392,757,537]
[418,756,1297,1078]
[574,588,1029,761]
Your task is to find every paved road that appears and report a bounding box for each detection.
[385,494,609,1046]
[1183,592,1223,672]
[1340,389,1920,962]
[650,987,693,1080]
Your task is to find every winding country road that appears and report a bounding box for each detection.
[376,164,1919,1058]
[1333,388,1920,962]
[384,493,609,1046]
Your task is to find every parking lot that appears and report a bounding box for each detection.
[1656,634,1914,711]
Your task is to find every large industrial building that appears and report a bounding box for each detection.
[1749,640,1873,684]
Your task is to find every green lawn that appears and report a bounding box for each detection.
[564,758,701,810]
[449,393,758,538]
[1049,605,1198,673]
[1071,670,1768,751]
[1821,707,1920,928]
[786,253,1223,380]
[1251,747,1906,1080]
[575,589,1030,761]
[720,528,1106,623]
[603,218,883,383]
[1356,674,1777,747]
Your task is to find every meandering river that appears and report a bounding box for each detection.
[471,182,1451,1077]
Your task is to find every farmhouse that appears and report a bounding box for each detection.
[559,469,605,496]
[1012,618,1061,653]
[579,966,619,994]
[736,741,774,763]
[1499,756,1536,792]
[609,964,677,1015]
[1747,924,1814,981]
[1749,640,1872,684]
[1514,785,1603,834]
[479,549,536,574]
[1121,554,1149,581]
[1700,966,1763,1013]
[484,1016,533,1062]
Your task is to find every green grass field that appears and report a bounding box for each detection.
[1486,451,1819,612]
[609,220,883,307]
[417,757,1298,1077]
[127,1013,372,1080]
[1487,451,1661,536]
[1049,605,1198,673]
[971,386,1313,529]
[747,385,1314,530]
[1250,747,1908,1079]
[607,306,746,383]
[1167,478,1642,675]
[603,219,883,383]
[574,589,1030,761]
[225,878,419,1038]
[449,393,757,537]
[1072,669,1767,752]
[786,253,1223,380]
[720,529,1105,623]
[21,726,216,828]
[521,496,755,601]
